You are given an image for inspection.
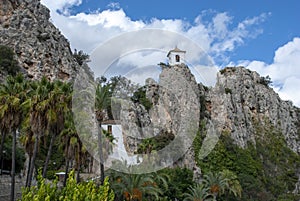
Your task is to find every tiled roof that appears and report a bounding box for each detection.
[167,46,186,57]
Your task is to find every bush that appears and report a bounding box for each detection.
[73,49,89,66]
[20,170,115,201]
[131,86,153,111]
[193,119,300,200]
[0,45,21,75]
[158,167,194,200]
[2,136,26,173]
[225,88,232,94]
[259,75,272,87]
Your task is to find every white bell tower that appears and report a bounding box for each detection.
[167,47,186,66]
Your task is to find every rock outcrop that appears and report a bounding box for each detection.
[0,0,79,80]
[119,65,300,188]
[208,67,300,153]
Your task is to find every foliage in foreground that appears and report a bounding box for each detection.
[108,168,169,201]
[20,170,115,201]
[183,170,242,201]
[194,119,300,201]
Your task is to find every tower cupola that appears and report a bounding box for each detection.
[167,47,186,66]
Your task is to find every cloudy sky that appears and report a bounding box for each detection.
[41,0,300,106]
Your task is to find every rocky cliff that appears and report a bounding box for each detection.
[120,64,300,197]
[0,0,79,80]
[208,67,300,153]
[121,65,300,162]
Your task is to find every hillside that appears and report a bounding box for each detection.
[0,0,80,80]
[0,0,300,200]
[113,63,300,199]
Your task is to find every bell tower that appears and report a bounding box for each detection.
[167,47,186,66]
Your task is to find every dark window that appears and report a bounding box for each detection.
[108,125,112,134]
[175,55,180,62]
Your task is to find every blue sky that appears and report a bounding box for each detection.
[70,0,300,63]
[41,0,300,106]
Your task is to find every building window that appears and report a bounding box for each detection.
[175,55,180,62]
[108,125,112,134]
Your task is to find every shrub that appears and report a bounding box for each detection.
[0,45,21,75]
[73,49,89,66]
[131,86,153,111]
[20,170,115,201]
[259,75,272,87]
[225,88,232,94]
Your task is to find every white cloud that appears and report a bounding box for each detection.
[41,0,82,15]
[41,0,287,98]
[210,13,269,60]
[107,2,121,10]
[71,10,145,29]
[234,37,300,107]
[41,1,267,56]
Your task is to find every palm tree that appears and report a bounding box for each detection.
[220,169,242,198]
[202,170,242,201]
[24,77,53,187]
[0,123,9,174]
[19,127,34,187]
[0,74,28,201]
[203,172,228,200]
[110,171,162,201]
[183,184,212,201]
[137,138,154,161]
[95,83,112,184]
[60,111,83,186]
[42,81,72,178]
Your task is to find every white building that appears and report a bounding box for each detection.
[167,47,186,66]
[101,120,140,166]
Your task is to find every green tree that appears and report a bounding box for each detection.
[24,77,53,187]
[19,128,34,186]
[158,167,194,200]
[220,169,242,198]
[183,184,212,201]
[204,172,229,200]
[21,170,115,201]
[0,74,28,201]
[109,171,162,201]
[42,81,72,178]
[73,49,90,66]
[59,113,82,186]
[260,75,272,87]
[95,83,112,184]
[0,45,20,75]
[131,86,152,111]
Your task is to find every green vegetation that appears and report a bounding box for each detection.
[158,167,194,200]
[194,119,300,200]
[0,45,21,75]
[95,83,113,184]
[136,130,174,154]
[131,86,153,111]
[0,72,299,200]
[1,135,26,173]
[184,170,242,200]
[73,49,90,66]
[108,170,164,201]
[220,67,236,75]
[225,87,232,94]
[20,170,114,201]
[259,75,272,87]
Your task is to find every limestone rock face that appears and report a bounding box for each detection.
[119,64,200,172]
[0,0,79,80]
[208,67,300,153]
